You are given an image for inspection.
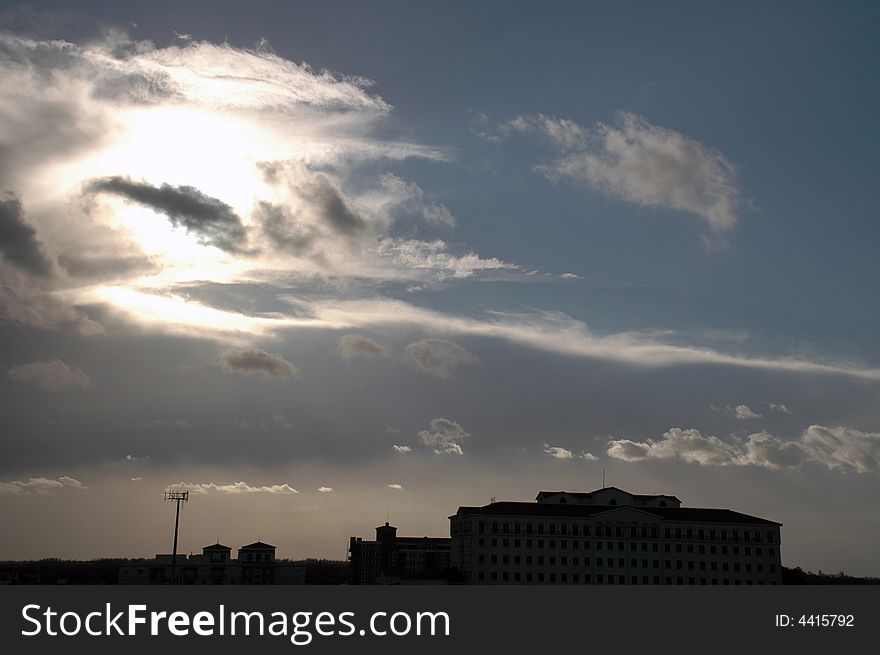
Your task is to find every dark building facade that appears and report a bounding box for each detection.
[450,487,782,585]
[349,522,451,584]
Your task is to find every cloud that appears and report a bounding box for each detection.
[317,486,334,493]
[7,359,91,391]
[0,195,103,334]
[392,445,412,454]
[404,338,478,378]
[734,404,763,420]
[496,111,743,240]
[579,451,599,461]
[236,413,292,429]
[174,481,299,495]
[386,483,403,490]
[799,425,880,474]
[607,425,880,473]
[0,31,463,335]
[418,417,470,455]
[769,403,792,414]
[87,176,250,254]
[481,113,588,150]
[220,349,297,379]
[559,272,581,279]
[0,192,54,276]
[544,444,574,459]
[137,418,189,428]
[0,475,87,495]
[376,238,514,279]
[298,298,880,382]
[338,334,391,359]
[379,174,456,227]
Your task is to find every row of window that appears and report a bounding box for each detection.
[473,571,777,585]
[471,554,777,574]
[462,537,776,559]
[458,521,775,544]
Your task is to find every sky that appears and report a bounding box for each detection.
[0,0,878,575]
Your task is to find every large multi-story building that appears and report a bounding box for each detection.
[450,487,782,585]
[349,522,451,584]
[118,540,305,585]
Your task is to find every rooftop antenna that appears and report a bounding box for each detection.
[602,467,606,489]
[164,488,189,585]
[490,496,496,503]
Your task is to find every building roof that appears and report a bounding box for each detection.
[452,501,780,525]
[395,536,451,544]
[203,543,232,551]
[535,487,682,503]
[239,541,276,550]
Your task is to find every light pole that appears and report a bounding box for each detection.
[164,490,189,585]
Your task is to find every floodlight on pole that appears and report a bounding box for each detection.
[164,489,189,585]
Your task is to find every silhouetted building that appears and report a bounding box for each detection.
[349,522,451,584]
[450,487,782,585]
[118,541,305,585]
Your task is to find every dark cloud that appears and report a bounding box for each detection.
[254,201,320,256]
[404,338,478,378]
[338,334,390,359]
[220,348,298,379]
[304,174,367,238]
[256,163,368,254]
[87,176,250,254]
[0,192,53,276]
[57,251,157,281]
[7,358,91,392]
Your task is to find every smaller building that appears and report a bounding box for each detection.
[349,522,451,584]
[118,541,305,585]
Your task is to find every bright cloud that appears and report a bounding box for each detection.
[734,404,763,420]
[418,418,470,455]
[607,425,880,473]
[493,111,743,241]
[0,476,87,495]
[174,481,299,494]
[544,444,574,459]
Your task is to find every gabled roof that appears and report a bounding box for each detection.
[452,501,780,525]
[203,542,232,551]
[239,541,276,550]
[536,487,682,503]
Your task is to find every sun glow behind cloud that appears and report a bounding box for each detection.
[3,31,880,384]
